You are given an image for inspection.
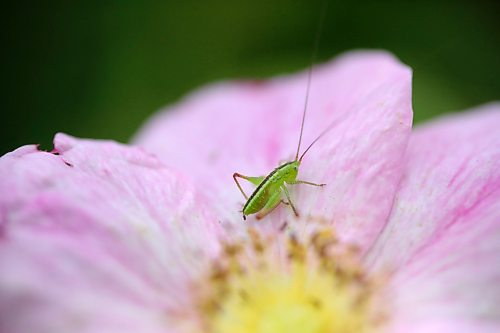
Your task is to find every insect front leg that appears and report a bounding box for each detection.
[233,173,265,200]
[289,180,326,187]
[281,185,299,217]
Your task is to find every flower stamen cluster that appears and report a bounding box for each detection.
[197,226,385,333]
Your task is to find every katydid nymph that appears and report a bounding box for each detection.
[232,76,345,221]
[232,2,339,221]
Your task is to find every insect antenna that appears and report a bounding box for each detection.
[298,111,349,162]
[295,0,329,161]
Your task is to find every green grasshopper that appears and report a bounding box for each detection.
[232,90,345,220]
[232,1,335,220]
[233,61,346,220]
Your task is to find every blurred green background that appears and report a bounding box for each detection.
[2,0,499,154]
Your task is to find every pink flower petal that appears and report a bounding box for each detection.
[134,51,413,252]
[367,104,500,329]
[0,133,222,333]
[390,320,500,333]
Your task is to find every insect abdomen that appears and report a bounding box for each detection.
[242,162,295,215]
[243,181,277,215]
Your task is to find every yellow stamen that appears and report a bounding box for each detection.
[197,227,384,333]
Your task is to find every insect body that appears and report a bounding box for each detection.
[233,159,325,220]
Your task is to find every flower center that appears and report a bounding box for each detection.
[197,227,383,333]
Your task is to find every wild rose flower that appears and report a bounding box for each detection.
[0,51,499,333]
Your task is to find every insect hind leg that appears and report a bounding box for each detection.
[255,200,292,220]
[233,173,265,200]
[255,191,282,220]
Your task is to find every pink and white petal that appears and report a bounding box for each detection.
[134,51,413,253]
[0,133,222,333]
[366,104,500,330]
[389,320,500,333]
